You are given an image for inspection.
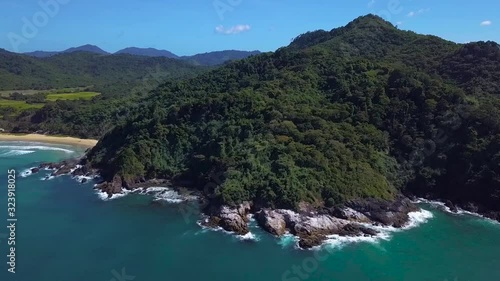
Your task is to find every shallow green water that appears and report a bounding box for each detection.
[0,141,499,281]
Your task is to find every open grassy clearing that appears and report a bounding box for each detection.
[0,99,44,110]
[45,91,100,101]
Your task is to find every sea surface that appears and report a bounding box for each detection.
[0,141,500,281]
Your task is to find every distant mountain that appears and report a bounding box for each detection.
[23,51,60,58]
[21,46,260,65]
[24,44,109,58]
[62,44,109,55]
[181,50,261,66]
[115,47,178,58]
[0,50,203,92]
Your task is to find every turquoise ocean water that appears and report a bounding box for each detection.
[0,141,499,281]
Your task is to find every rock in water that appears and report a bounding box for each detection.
[218,206,249,235]
[256,209,287,236]
[203,203,252,235]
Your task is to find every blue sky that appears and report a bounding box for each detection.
[0,0,498,55]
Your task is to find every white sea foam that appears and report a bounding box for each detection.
[288,208,435,251]
[413,198,499,225]
[0,145,74,154]
[322,232,392,250]
[20,168,34,177]
[0,150,36,157]
[278,233,299,248]
[73,175,97,183]
[132,187,195,203]
[403,209,434,229]
[413,198,452,212]
[95,190,110,201]
[94,186,196,203]
[94,189,128,201]
[196,219,260,242]
[237,231,260,241]
[42,175,55,181]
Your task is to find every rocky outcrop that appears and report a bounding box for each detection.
[330,207,371,223]
[255,208,378,248]
[202,202,252,235]
[94,175,124,196]
[252,197,419,249]
[444,200,458,213]
[255,209,286,236]
[38,159,98,180]
[345,197,419,227]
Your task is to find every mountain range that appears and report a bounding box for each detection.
[22,44,261,66]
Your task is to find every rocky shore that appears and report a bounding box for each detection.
[30,159,181,199]
[200,197,419,249]
[33,158,498,249]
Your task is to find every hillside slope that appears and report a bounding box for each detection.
[86,15,500,219]
[0,51,202,92]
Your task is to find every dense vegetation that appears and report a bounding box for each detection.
[0,51,206,137]
[85,15,500,215]
[0,48,262,137]
[24,45,261,66]
[180,50,262,66]
[0,50,202,92]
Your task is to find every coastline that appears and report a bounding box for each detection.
[0,133,98,148]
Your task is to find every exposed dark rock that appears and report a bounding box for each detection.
[339,224,379,237]
[52,165,73,176]
[330,207,371,223]
[94,175,123,197]
[31,167,40,174]
[298,233,327,249]
[346,197,418,227]
[462,202,479,213]
[444,200,458,213]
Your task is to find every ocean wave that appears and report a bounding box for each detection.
[322,231,392,250]
[413,198,499,225]
[403,209,434,229]
[0,150,36,157]
[278,233,299,248]
[42,175,55,181]
[196,219,260,242]
[0,145,74,154]
[20,168,35,177]
[94,186,196,203]
[132,187,192,203]
[298,208,434,251]
[237,231,260,241]
[73,175,97,184]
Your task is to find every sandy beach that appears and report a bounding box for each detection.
[0,133,98,148]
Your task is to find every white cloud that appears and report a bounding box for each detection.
[215,24,251,35]
[480,20,492,26]
[367,0,375,8]
[407,8,429,17]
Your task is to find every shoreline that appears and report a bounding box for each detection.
[0,133,98,148]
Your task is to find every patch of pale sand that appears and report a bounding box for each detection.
[0,133,97,148]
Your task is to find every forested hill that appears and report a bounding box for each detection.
[86,15,500,219]
[0,50,203,92]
